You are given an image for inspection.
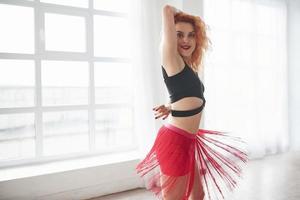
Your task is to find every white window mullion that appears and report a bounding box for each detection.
[35,3,43,158]
[87,0,95,151]
[35,60,43,158]
[0,0,34,7]
[0,53,35,60]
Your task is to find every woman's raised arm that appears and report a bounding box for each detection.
[161,5,183,71]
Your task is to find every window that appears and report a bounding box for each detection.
[0,0,136,166]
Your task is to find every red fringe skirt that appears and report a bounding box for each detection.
[136,123,248,200]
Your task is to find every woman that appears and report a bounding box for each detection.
[136,5,248,200]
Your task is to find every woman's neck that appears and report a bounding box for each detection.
[183,58,192,67]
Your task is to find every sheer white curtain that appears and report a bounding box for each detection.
[131,0,167,157]
[203,0,289,159]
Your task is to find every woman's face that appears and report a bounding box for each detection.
[175,22,196,59]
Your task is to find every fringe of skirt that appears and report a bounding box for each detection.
[136,123,248,200]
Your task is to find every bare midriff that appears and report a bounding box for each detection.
[168,97,204,134]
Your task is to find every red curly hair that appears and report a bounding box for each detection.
[174,12,210,72]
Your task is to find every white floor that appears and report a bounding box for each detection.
[90,151,300,200]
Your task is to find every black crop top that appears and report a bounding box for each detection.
[162,63,206,117]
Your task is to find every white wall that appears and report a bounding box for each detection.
[287,0,300,151]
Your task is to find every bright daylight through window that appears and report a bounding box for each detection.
[0,0,135,167]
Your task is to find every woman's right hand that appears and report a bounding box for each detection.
[153,104,171,120]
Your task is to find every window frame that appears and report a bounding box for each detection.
[0,0,137,168]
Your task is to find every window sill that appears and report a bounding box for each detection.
[0,150,140,182]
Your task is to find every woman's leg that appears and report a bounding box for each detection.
[189,163,205,200]
[160,173,188,200]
